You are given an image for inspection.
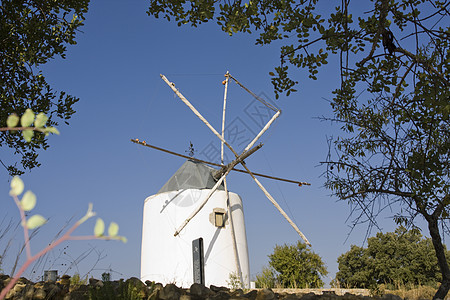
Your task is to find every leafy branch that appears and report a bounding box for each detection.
[1,109,59,142]
[0,111,125,300]
[0,177,126,300]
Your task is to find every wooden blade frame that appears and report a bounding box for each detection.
[158,74,311,246]
[221,72,243,287]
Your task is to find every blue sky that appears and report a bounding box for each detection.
[1,1,422,284]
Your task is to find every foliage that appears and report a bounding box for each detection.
[146,0,450,297]
[0,0,89,175]
[0,124,126,300]
[1,109,60,141]
[227,272,243,290]
[334,245,372,288]
[390,284,440,300]
[267,241,327,288]
[71,273,89,286]
[1,176,126,299]
[101,272,111,282]
[336,226,446,289]
[255,266,278,289]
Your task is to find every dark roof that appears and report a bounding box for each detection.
[158,160,225,193]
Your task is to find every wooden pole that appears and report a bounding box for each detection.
[130,139,310,186]
[174,144,262,236]
[221,72,229,165]
[241,160,311,246]
[243,110,280,153]
[160,74,238,159]
[221,72,242,285]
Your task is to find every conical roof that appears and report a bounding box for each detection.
[158,160,225,193]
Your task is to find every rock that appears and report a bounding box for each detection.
[301,292,321,300]
[89,278,104,288]
[380,294,402,300]
[126,277,145,287]
[244,290,258,300]
[24,284,35,299]
[211,290,231,300]
[256,289,275,300]
[190,283,213,298]
[34,282,44,289]
[12,282,26,294]
[0,275,9,291]
[0,274,10,280]
[211,285,230,293]
[44,282,62,299]
[33,288,46,300]
[230,289,245,297]
[148,288,161,300]
[17,277,31,285]
[281,294,300,300]
[342,293,363,300]
[160,283,182,300]
[148,283,164,300]
[125,277,147,298]
[60,275,71,286]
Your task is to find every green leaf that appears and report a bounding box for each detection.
[21,109,35,127]
[7,114,19,128]
[108,222,119,236]
[44,127,60,136]
[34,113,48,128]
[21,190,36,211]
[23,130,34,142]
[94,218,105,236]
[26,215,47,229]
[10,176,24,196]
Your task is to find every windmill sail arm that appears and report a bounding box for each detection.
[131,139,310,186]
[240,160,312,246]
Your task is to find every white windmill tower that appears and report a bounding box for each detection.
[135,73,310,288]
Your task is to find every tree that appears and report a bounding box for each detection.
[147,1,449,298]
[0,0,89,176]
[336,226,445,288]
[334,245,372,288]
[265,241,328,288]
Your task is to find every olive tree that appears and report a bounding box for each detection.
[336,227,445,288]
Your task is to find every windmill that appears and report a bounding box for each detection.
[135,72,310,288]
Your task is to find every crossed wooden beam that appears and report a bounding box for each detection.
[133,73,311,246]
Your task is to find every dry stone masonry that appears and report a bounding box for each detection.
[0,274,403,300]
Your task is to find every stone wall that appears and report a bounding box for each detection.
[0,274,402,300]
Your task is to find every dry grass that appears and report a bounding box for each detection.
[386,285,450,300]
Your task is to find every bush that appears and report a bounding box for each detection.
[335,226,446,289]
[256,241,328,288]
